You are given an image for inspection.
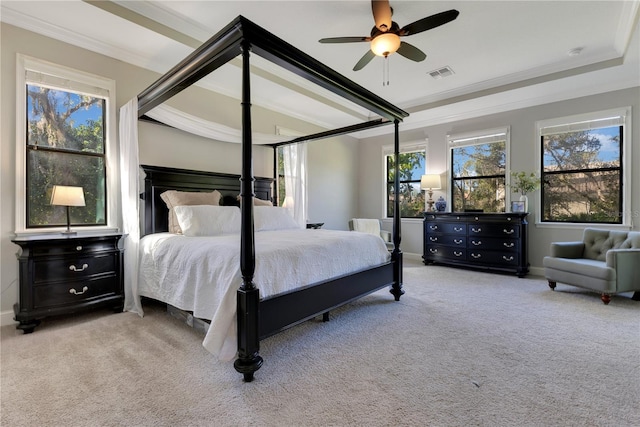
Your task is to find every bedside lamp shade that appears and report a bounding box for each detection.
[421,174,442,212]
[420,174,442,191]
[50,185,85,234]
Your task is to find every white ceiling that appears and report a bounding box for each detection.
[2,1,639,137]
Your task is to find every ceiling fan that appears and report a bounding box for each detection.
[319,0,459,72]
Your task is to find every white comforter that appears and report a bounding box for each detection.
[136,229,390,360]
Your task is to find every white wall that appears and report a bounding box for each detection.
[0,23,360,325]
[358,87,640,269]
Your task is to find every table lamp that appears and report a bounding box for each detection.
[421,174,442,212]
[50,185,85,235]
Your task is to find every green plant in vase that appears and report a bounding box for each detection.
[509,171,540,212]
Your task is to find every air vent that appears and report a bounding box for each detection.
[428,66,455,79]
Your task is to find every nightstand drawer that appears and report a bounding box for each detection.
[33,276,119,309]
[32,253,117,284]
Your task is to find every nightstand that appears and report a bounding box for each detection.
[306,223,324,229]
[11,232,125,333]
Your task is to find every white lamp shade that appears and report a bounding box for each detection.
[50,185,86,207]
[370,33,401,56]
[421,174,442,190]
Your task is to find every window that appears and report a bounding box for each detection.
[16,55,117,234]
[448,129,508,212]
[384,144,426,218]
[539,108,629,224]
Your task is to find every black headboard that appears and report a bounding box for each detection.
[141,164,274,235]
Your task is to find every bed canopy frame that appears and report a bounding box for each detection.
[136,15,409,382]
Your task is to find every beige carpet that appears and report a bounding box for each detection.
[2,260,639,427]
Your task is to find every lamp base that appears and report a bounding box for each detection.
[61,230,77,235]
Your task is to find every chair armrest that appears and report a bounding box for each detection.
[606,249,640,291]
[550,242,584,258]
[380,230,392,243]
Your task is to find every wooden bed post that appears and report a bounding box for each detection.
[390,119,404,301]
[234,40,263,382]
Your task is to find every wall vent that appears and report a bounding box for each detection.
[428,66,455,79]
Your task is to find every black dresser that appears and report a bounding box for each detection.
[423,212,528,277]
[12,232,124,333]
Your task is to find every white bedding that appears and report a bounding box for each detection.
[136,229,390,360]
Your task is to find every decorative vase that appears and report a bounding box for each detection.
[519,194,528,213]
[435,196,447,212]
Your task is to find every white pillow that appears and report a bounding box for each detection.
[254,206,301,231]
[173,205,240,237]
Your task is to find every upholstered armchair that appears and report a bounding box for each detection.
[543,228,640,304]
[348,218,394,251]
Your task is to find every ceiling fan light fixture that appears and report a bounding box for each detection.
[370,32,401,56]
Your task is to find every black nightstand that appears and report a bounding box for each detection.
[11,232,125,333]
[306,223,324,229]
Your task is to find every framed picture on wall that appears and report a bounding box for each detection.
[511,201,525,213]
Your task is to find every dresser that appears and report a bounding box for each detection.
[423,213,528,277]
[12,232,124,333]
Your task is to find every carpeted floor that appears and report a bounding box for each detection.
[1,259,639,427]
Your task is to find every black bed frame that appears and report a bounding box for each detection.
[136,16,408,382]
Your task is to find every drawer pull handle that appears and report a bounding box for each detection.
[429,236,438,242]
[471,227,482,233]
[503,229,515,234]
[429,225,438,230]
[503,242,515,248]
[76,246,83,251]
[429,248,438,254]
[69,264,89,272]
[503,256,514,261]
[69,286,88,295]
[454,227,463,232]
[471,240,482,246]
[454,251,463,257]
[471,253,481,259]
[454,239,463,244]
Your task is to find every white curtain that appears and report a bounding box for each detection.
[282,143,308,227]
[119,98,143,316]
[146,104,292,145]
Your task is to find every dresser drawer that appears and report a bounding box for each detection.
[426,234,466,247]
[467,223,520,237]
[32,253,117,284]
[467,236,519,252]
[425,245,467,261]
[425,222,466,234]
[32,276,119,309]
[467,250,520,266]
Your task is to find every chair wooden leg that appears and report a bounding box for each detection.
[548,280,556,290]
[600,293,611,305]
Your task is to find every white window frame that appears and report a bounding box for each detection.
[382,140,428,221]
[447,127,510,212]
[535,107,632,228]
[15,54,118,235]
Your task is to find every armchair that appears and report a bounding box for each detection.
[543,228,640,304]
[348,218,394,251]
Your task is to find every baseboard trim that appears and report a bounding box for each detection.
[1,310,17,327]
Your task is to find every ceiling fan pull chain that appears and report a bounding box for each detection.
[383,55,390,86]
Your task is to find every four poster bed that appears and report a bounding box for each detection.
[131,16,408,382]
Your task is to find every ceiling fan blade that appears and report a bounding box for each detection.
[371,0,392,32]
[319,36,371,43]
[353,50,376,71]
[396,42,426,62]
[399,9,460,36]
